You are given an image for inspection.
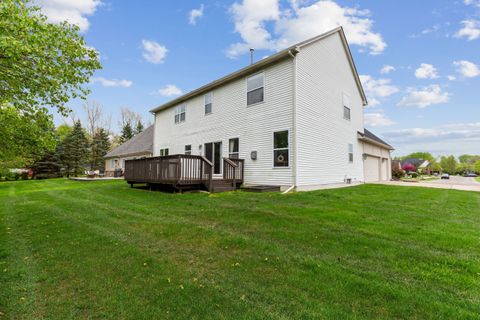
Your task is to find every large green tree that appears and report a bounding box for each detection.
[0,0,101,169]
[459,154,480,164]
[62,121,88,177]
[90,128,111,171]
[440,155,458,174]
[404,152,435,163]
[119,123,134,144]
[475,161,480,174]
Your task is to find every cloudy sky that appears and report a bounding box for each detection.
[37,0,480,156]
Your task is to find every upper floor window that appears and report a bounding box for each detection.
[348,144,353,162]
[185,145,192,155]
[160,148,169,157]
[229,138,239,159]
[273,130,289,167]
[247,73,264,106]
[174,104,186,124]
[205,92,213,115]
[343,92,351,120]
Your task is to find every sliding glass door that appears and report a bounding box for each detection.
[204,142,222,174]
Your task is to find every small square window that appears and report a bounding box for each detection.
[344,106,351,120]
[348,144,353,162]
[343,93,351,120]
[229,138,239,159]
[185,145,192,155]
[160,148,169,157]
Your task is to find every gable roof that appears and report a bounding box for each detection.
[401,158,430,168]
[150,27,367,114]
[104,125,154,159]
[358,129,394,150]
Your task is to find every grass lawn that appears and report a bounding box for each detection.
[1,179,479,319]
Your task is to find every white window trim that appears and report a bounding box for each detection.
[204,92,213,115]
[273,129,290,169]
[160,148,169,157]
[228,137,239,159]
[246,72,265,107]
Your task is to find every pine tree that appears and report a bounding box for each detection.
[91,128,111,171]
[134,120,144,135]
[120,122,134,143]
[62,121,89,177]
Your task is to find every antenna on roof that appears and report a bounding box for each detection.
[249,48,254,65]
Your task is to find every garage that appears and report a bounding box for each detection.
[364,156,380,182]
[358,129,394,182]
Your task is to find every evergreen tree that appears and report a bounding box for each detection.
[134,120,144,135]
[120,122,134,143]
[62,121,88,176]
[32,149,63,179]
[91,128,111,171]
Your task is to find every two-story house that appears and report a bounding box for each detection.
[125,27,393,192]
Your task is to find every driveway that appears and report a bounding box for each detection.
[372,176,480,192]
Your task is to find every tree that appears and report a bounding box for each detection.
[119,123,134,143]
[56,124,72,142]
[459,154,480,164]
[440,155,457,174]
[62,121,88,176]
[405,152,435,163]
[0,0,101,116]
[90,128,111,171]
[475,161,480,174]
[402,163,416,172]
[135,120,144,135]
[0,105,55,169]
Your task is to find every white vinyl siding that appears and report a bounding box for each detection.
[295,31,364,186]
[174,104,186,124]
[246,73,264,106]
[153,59,294,187]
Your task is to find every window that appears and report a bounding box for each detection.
[247,73,264,106]
[273,131,289,167]
[348,144,353,162]
[343,92,351,120]
[229,138,239,159]
[174,104,186,124]
[204,92,213,115]
[160,148,169,156]
[185,145,192,155]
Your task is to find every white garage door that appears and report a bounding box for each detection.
[364,156,380,182]
[380,159,388,181]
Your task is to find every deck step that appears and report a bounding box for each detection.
[241,185,281,192]
[210,179,236,192]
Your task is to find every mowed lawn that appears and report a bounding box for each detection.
[1,180,479,319]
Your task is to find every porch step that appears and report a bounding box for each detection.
[240,185,281,193]
[210,179,236,193]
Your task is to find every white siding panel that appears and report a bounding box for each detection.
[295,32,365,186]
[153,59,294,186]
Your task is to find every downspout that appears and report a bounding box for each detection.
[287,47,299,193]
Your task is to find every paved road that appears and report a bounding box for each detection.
[372,176,480,192]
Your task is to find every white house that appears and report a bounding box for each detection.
[132,27,392,191]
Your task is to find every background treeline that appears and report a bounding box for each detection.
[394,152,480,175]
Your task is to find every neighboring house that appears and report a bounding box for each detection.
[104,125,154,177]
[127,27,393,192]
[401,158,430,173]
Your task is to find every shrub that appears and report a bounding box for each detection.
[21,172,29,180]
[402,163,416,172]
[392,167,405,179]
[411,172,419,178]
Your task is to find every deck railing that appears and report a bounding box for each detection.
[124,155,214,191]
[223,157,245,188]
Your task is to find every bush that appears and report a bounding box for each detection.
[21,172,29,180]
[411,172,419,178]
[5,171,20,181]
[392,167,405,179]
[402,163,416,172]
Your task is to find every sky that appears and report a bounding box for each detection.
[36,0,480,157]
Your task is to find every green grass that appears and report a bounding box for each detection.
[1,179,479,319]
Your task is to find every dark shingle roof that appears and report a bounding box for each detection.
[358,129,394,150]
[104,125,153,158]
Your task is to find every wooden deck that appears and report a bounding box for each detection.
[124,155,244,192]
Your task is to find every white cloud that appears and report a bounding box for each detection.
[415,63,439,79]
[398,85,450,108]
[141,40,168,64]
[360,75,399,107]
[455,20,480,41]
[409,24,441,38]
[153,85,183,97]
[453,60,480,78]
[189,4,204,25]
[37,0,102,32]
[447,75,457,81]
[364,110,395,127]
[227,0,386,58]
[464,0,480,7]
[90,77,132,88]
[380,65,395,74]
[384,122,480,144]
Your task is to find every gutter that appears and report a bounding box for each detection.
[288,47,299,190]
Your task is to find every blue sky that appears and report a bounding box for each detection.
[38,0,480,156]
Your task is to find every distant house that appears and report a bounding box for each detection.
[104,125,153,177]
[401,158,430,173]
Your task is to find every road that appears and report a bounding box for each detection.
[372,176,480,192]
